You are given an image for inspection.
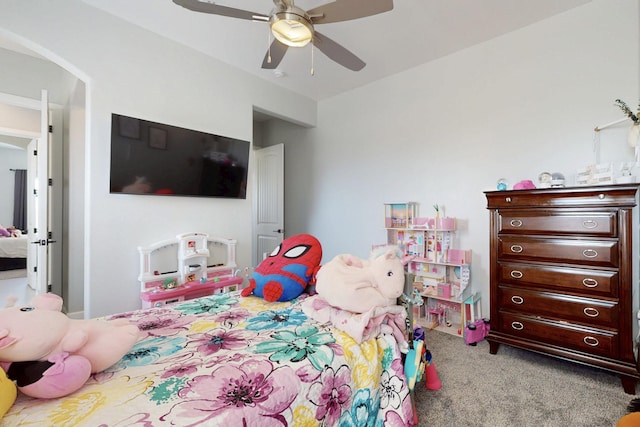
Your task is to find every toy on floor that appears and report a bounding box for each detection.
[465,318,490,346]
[424,349,442,390]
[404,339,424,390]
[315,245,411,313]
[241,234,323,302]
[0,293,139,398]
[0,366,16,419]
[404,326,426,390]
[616,397,640,427]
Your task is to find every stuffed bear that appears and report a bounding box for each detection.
[315,245,410,313]
[241,234,322,302]
[0,293,139,375]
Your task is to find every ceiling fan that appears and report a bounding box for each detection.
[172,0,394,71]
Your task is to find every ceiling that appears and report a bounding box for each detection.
[77,0,591,101]
[0,1,591,102]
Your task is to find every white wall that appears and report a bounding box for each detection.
[276,0,640,316]
[0,0,317,317]
[1,0,637,319]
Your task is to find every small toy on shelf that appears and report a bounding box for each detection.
[513,179,536,190]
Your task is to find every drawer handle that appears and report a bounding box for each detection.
[505,197,512,203]
[583,336,600,347]
[582,278,599,288]
[511,321,524,330]
[582,249,598,258]
[510,219,523,228]
[510,245,524,253]
[511,295,524,305]
[510,270,523,279]
[583,307,600,318]
[582,220,598,229]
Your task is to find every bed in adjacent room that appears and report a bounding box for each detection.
[3,291,416,426]
[0,235,28,273]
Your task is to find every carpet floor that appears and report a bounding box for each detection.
[412,329,634,427]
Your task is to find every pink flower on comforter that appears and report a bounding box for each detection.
[135,312,196,338]
[187,328,249,356]
[307,365,352,425]
[160,359,299,426]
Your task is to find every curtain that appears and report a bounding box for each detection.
[12,169,27,231]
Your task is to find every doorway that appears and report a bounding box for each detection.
[0,94,64,303]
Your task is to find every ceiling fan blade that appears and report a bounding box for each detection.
[307,0,393,24]
[172,0,268,21]
[261,39,289,69]
[312,31,365,71]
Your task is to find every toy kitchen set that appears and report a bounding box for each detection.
[138,232,243,308]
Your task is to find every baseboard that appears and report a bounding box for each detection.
[67,310,84,319]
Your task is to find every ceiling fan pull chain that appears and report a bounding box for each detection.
[310,42,314,76]
[267,29,272,64]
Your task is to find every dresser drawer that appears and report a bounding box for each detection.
[498,236,619,268]
[499,312,618,358]
[498,211,616,236]
[498,286,618,328]
[485,186,639,209]
[498,262,618,297]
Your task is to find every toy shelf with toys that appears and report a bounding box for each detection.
[384,202,477,339]
[138,233,243,308]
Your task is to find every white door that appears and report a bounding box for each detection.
[253,144,284,266]
[26,90,50,295]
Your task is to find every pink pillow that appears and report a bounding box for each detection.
[0,226,10,237]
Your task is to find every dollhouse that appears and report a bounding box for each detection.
[384,202,480,338]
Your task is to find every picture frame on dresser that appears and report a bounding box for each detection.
[485,184,640,394]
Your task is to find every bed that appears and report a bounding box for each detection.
[3,291,417,426]
[0,235,27,272]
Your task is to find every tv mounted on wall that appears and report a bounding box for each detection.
[110,114,250,199]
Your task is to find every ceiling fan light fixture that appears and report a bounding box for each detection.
[270,11,313,47]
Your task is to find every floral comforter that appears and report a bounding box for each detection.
[4,292,414,426]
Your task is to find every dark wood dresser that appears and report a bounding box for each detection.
[485,184,640,393]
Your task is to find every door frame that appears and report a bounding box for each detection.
[0,91,64,297]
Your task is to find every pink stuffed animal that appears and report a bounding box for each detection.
[0,293,139,374]
[1,353,92,399]
[315,246,410,313]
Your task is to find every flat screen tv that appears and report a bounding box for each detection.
[110,114,250,199]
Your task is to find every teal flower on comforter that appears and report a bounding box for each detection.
[245,307,307,331]
[174,294,238,315]
[338,388,382,427]
[115,336,186,368]
[253,324,335,370]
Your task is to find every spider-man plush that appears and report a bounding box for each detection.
[241,234,322,302]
